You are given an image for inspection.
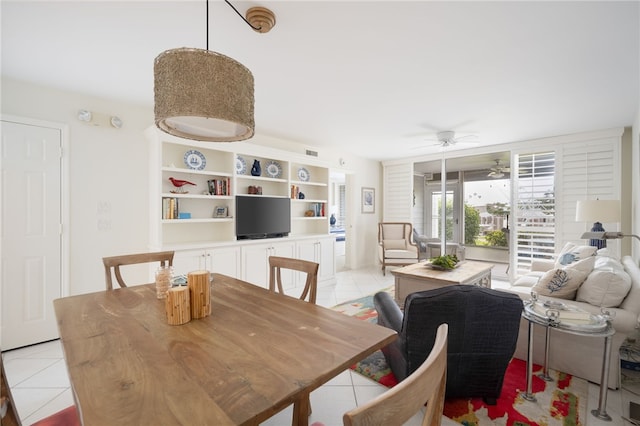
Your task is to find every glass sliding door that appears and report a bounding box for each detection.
[426,183,461,244]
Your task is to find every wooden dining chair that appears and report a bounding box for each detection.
[268,256,319,304]
[342,323,448,426]
[102,251,175,290]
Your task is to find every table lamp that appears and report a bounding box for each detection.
[575,200,620,249]
[580,231,640,243]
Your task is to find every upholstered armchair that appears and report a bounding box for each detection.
[374,285,523,404]
[378,222,419,275]
[412,228,440,260]
[412,228,466,261]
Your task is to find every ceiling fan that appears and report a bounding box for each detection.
[435,130,478,147]
[411,130,479,150]
[487,159,511,178]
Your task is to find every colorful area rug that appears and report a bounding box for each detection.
[331,291,588,426]
[331,288,398,387]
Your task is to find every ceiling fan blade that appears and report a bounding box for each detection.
[409,141,442,150]
[453,134,478,142]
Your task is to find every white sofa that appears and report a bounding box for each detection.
[503,247,640,389]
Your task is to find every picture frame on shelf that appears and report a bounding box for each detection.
[214,206,228,218]
[361,187,375,214]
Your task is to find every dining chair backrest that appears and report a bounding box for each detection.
[102,251,175,290]
[1,351,21,426]
[268,256,319,304]
[342,323,448,426]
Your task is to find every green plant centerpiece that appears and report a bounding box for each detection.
[429,254,459,270]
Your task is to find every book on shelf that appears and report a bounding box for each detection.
[207,178,231,196]
[309,202,326,217]
[162,197,180,219]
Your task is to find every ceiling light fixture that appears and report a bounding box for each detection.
[154,1,275,142]
[77,109,123,128]
[77,109,92,122]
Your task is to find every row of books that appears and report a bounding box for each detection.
[309,202,325,217]
[162,197,180,219]
[208,178,231,196]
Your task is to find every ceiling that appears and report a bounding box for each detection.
[2,1,638,161]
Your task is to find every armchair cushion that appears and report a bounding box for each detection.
[383,239,408,250]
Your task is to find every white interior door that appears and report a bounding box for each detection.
[1,120,63,350]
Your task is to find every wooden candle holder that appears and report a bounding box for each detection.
[165,286,191,325]
[188,270,211,319]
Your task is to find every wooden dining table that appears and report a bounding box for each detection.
[53,273,397,426]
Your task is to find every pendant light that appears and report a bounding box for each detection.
[154,1,275,142]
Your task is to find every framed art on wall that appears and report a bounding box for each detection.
[361,187,375,214]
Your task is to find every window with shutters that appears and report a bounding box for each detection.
[514,152,556,275]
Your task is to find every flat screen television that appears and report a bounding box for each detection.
[236,196,291,240]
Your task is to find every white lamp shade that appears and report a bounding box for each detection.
[575,200,620,223]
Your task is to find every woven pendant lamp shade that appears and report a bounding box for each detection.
[154,48,255,142]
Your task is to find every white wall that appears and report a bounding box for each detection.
[2,78,154,295]
[1,78,383,294]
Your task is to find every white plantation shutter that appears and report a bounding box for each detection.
[514,152,556,275]
[556,137,620,256]
[383,163,413,222]
[513,136,621,276]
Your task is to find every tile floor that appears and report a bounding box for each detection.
[3,263,639,425]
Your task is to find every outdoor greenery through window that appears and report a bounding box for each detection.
[463,177,511,247]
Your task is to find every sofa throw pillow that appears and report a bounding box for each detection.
[564,256,596,274]
[576,268,632,308]
[383,239,407,250]
[533,267,589,299]
[554,244,597,268]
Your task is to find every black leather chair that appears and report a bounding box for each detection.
[374,285,523,404]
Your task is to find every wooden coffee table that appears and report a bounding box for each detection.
[392,260,494,304]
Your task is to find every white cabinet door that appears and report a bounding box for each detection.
[317,237,336,284]
[174,247,241,279]
[173,249,210,276]
[271,241,296,290]
[296,237,335,285]
[241,240,296,289]
[210,246,241,278]
[241,243,272,288]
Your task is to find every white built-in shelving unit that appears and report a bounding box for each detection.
[146,128,335,286]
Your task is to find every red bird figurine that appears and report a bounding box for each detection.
[169,177,196,193]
